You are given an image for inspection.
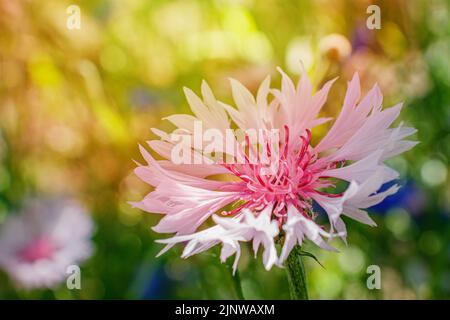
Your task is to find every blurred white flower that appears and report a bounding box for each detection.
[0,198,94,290]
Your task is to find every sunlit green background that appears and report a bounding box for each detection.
[0,0,449,299]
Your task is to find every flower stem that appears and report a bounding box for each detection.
[231,269,245,300]
[285,245,309,300]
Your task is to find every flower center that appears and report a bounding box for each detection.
[222,126,330,221]
[18,236,56,263]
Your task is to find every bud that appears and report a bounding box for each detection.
[319,34,352,62]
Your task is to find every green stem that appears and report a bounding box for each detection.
[285,245,309,300]
[231,269,245,300]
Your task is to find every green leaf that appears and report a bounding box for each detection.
[298,250,325,269]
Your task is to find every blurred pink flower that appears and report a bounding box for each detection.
[132,68,417,272]
[0,198,94,289]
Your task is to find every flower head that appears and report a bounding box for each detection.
[132,68,417,272]
[0,198,94,289]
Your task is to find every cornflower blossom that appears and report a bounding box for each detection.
[131,68,417,272]
[0,198,94,289]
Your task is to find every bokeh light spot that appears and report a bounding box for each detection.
[421,159,447,187]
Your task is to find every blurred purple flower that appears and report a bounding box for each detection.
[351,23,376,52]
[370,180,427,215]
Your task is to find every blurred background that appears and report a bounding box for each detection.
[0,0,449,299]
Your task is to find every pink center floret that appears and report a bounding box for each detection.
[18,236,56,263]
[222,126,343,225]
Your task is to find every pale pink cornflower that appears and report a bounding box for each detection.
[132,68,417,272]
[0,198,94,289]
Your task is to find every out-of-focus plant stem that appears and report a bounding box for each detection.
[232,269,245,300]
[285,245,308,300]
